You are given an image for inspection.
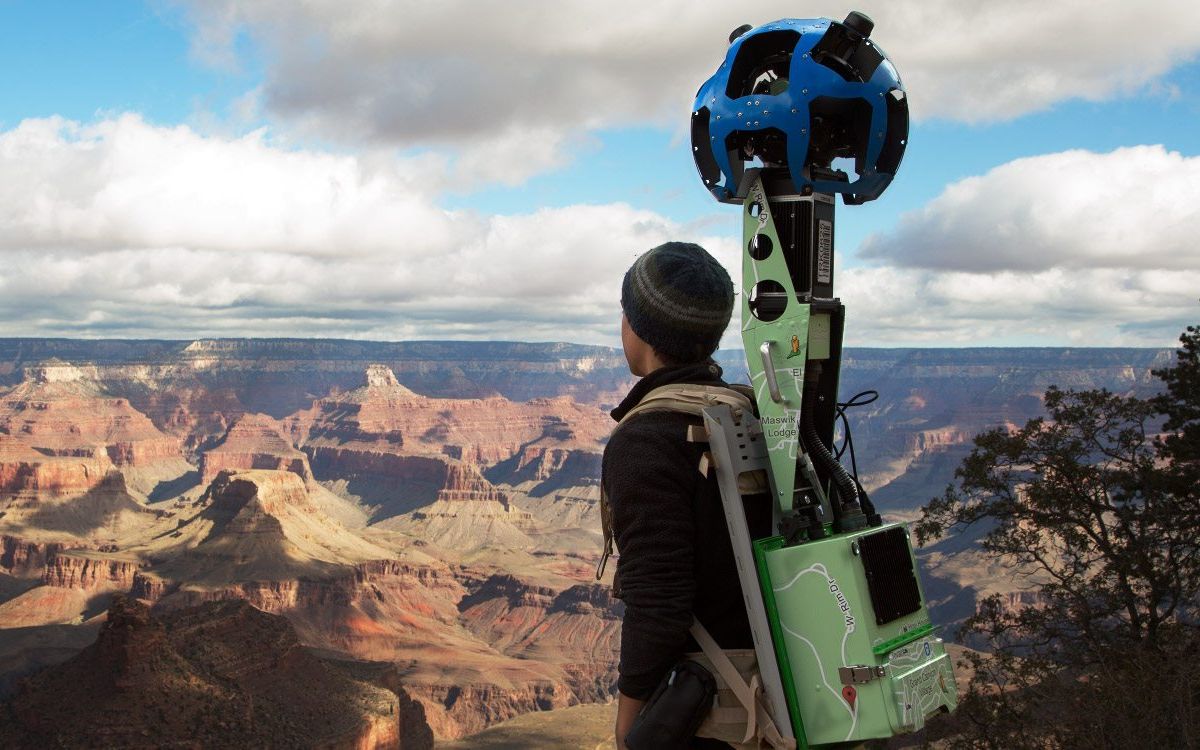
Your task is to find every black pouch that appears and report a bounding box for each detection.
[625,660,717,749]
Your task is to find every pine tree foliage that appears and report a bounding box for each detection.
[1156,324,1200,489]
[915,325,1200,749]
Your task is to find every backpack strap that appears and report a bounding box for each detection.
[596,384,755,581]
[618,384,755,428]
[690,619,796,749]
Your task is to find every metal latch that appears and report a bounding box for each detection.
[839,665,886,685]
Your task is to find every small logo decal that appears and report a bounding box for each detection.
[786,334,803,359]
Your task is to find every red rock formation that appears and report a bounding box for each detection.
[436,462,510,504]
[0,584,92,629]
[149,557,469,652]
[0,595,429,749]
[153,470,392,584]
[0,366,184,463]
[0,535,68,576]
[492,445,602,492]
[292,366,606,462]
[115,380,247,460]
[0,447,114,497]
[459,575,620,674]
[327,663,437,750]
[0,470,163,543]
[0,363,191,505]
[435,574,621,737]
[287,364,607,523]
[512,446,576,481]
[0,339,1174,743]
[131,554,622,741]
[206,468,313,517]
[130,570,170,601]
[406,682,575,739]
[305,446,516,523]
[42,551,141,590]
[0,361,630,741]
[200,412,313,483]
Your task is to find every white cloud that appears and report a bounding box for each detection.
[0,115,462,257]
[176,0,1200,163]
[841,266,1199,346]
[0,115,732,342]
[843,146,1200,346]
[859,146,1200,272]
[881,0,1200,123]
[1,117,1193,347]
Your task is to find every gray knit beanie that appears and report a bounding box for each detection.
[621,242,734,364]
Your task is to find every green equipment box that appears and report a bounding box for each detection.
[755,526,958,746]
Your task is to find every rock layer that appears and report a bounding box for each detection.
[0,364,190,499]
[0,535,67,576]
[152,469,392,583]
[42,551,141,590]
[289,365,607,524]
[200,413,313,483]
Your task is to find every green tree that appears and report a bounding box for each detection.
[1157,324,1200,486]
[916,324,1200,749]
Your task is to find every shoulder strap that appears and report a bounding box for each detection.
[616,384,754,428]
[597,384,755,581]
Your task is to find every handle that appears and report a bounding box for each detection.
[760,341,785,403]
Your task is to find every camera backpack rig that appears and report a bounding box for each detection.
[687,12,957,746]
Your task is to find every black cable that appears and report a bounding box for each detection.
[800,378,862,527]
[832,389,882,525]
[834,390,877,461]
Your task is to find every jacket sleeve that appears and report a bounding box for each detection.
[605,416,698,700]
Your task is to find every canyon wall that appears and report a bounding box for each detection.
[0,339,1174,742]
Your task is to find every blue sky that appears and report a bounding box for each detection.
[0,2,244,125]
[0,0,1197,347]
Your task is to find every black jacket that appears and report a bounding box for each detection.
[603,361,769,700]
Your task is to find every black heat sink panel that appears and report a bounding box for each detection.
[858,526,923,625]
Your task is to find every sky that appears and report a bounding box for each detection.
[0,1,1197,348]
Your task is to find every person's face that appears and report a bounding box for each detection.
[620,312,646,376]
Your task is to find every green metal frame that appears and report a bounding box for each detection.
[734,173,957,746]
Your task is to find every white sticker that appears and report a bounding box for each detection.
[817,219,832,284]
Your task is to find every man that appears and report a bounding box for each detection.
[605,242,768,749]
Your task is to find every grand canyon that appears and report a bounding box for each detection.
[0,339,1172,747]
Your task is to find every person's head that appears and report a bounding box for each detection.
[619,241,734,376]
